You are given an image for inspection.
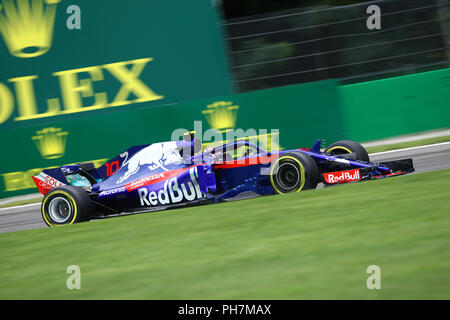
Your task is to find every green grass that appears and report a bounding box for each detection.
[365,135,450,154]
[1,169,450,299]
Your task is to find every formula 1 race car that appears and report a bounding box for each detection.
[32,135,414,227]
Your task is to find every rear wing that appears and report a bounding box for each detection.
[32,162,105,195]
[32,168,69,195]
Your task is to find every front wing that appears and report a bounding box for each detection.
[321,158,414,185]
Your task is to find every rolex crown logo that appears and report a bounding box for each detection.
[0,0,61,58]
[32,127,68,159]
[202,101,239,131]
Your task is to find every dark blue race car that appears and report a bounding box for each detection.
[32,135,414,227]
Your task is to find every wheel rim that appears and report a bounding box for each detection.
[276,161,301,191]
[48,197,72,223]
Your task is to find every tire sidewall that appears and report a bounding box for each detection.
[270,152,320,194]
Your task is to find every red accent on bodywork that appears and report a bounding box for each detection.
[375,171,405,178]
[32,176,54,195]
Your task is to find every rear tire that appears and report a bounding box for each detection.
[41,185,92,227]
[270,152,320,194]
[325,140,369,162]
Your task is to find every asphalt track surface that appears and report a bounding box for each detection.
[1,142,449,234]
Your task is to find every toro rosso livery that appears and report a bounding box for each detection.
[32,136,414,227]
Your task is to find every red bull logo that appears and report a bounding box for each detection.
[137,167,203,207]
[323,169,361,184]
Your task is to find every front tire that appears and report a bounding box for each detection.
[325,140,369,162]
[270,152,320,194]
[41,185,92,227]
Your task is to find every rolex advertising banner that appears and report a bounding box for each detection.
[0,0,233,131]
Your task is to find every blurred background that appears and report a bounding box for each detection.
[222,0,449,91]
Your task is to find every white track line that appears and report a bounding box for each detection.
[363,130,450,147]
[369,142,450,156]
[0,202,41,214]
